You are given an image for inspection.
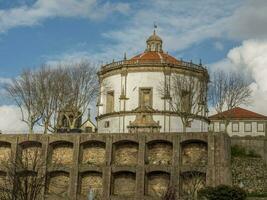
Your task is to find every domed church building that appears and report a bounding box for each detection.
[97,31,209,133]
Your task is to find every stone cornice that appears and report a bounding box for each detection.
[98,61,209,81]
[96,110,209,122]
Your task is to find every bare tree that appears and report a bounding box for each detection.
[162,186,177,200]
[35,66,70,134]
[5,70,42,134]
[61,62,98,130]
[0,148,46,200]
[208,70,252,127]
[181,171,206,200]
[159,74,208,132]
[4,61,99,134]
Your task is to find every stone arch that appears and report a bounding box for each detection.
[19,141,42,168]
[113,141,139,166]
[81,141,106,165]
[50,141,73,165]
[146,171,170,198]
[0,142,11,164]
[47,171,70,196]
[146,140,173,165]
[79,171,103,198]
[181,140,208,166]
[112,171,136,196]
[180,171,206,199]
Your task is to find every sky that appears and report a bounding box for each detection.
[0,0,267,133]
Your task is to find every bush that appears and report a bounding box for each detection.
[231,145,260,158]
[198,185,247,200]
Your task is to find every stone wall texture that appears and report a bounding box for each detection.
[0,132,231,200]
[230,136,267,198]
[232,157,267,194]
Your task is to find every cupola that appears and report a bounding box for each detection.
[146,30,163,52]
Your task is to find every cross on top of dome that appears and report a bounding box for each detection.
[146,29,163,52]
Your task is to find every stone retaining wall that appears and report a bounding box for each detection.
[0,132,231,200]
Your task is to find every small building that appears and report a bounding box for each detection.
[209,107,267,137]
[81,118,97,133]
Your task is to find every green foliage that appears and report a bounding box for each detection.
[198,185,247,200]
[247,192,267,197]
[231,145,261,158]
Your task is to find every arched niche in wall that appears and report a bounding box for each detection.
[146,140,173,165]
[18,171,42,195]
[49,141,73,165]
[47,171,70,197]
[180,171,206,199]
[79,171,103,198]
[81,141,106,165]
[0,142,11,164]
[146,171,170,198]
[112,171,136,197]
[19,141,42,169]
[113,141,139,166]
[181,140,208,167]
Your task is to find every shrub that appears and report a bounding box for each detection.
[198,185,247,200]
[231,145,260,158]
[231,145,247,157]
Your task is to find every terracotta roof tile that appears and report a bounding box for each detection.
[130,51,181,64]
[209,107,267,120]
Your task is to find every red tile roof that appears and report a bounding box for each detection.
[209,107,267,120]
[130,51,181,64]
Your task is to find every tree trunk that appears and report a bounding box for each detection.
[44,121,49,134]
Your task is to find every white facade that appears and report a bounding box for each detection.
[210,120,266,137]
[97,31,209,133]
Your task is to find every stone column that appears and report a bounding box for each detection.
[207,133,215,187]
[173,134,180,196]
[69,136,80,199]
[103,135,113,198]
[41,136,49,200]
[137,135,146,199]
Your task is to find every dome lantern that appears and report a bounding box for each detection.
[146,30,163,52]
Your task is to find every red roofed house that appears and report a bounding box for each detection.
[209,107,267,136]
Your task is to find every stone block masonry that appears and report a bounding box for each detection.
[0,132,231,200]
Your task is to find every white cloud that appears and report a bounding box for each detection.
[96,0,267,61]
[0,0,129,33]
[101,0,240,57]
[0,105,28,133]
[42,0,267,64]
[227,0,267,40]
[210,39,267,116]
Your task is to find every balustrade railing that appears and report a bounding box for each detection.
[101,59,206,71]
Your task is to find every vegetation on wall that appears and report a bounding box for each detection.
[231,145,261,158]
[198,185,247,200]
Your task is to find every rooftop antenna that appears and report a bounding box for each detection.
[124,52,127,60]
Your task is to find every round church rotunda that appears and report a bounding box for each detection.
[97,31,209,133]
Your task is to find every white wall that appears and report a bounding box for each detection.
[98,71,208,133]
[98,114,208,133]
[210,120,266,136]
